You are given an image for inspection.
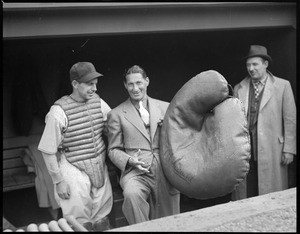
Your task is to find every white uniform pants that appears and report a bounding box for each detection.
[54,155,113,225]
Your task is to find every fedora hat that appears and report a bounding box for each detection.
[243,45,272,63]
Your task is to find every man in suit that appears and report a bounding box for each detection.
[107,65,180,225]
[233,45,296,200]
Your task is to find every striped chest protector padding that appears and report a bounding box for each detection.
[55,94,106,188]
[160,70,251,199]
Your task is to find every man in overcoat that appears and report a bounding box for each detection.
[107,65,180,224]
[232,45,296,199]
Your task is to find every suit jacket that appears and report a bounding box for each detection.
[107,96,169,188]
[233,71,296,198]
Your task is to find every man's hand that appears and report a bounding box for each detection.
[128,149,150,173]
[56,180,71,199]
[281,152,294,166]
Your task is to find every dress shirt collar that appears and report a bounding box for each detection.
[252,73,268,86]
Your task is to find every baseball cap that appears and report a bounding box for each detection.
[70,62,103,83]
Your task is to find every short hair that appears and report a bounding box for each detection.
[124,65,147,82]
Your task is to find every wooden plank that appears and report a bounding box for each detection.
[3,167,28,176]
[3,134,42,149]
[3,148,25,159]
[3,174,35,192]
[3,182,35,192]
[3,176,16,187]
[2,136,38,193]
[3,175,35,191]
[3,158,24,169]
[13,173,35,185]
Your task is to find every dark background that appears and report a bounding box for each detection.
[3,26,296,113]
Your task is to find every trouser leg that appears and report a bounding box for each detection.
[90,167,113,231]
[122,177,151,225]
[247,156,259,198]
[149,157,180,220]
[54,157,92,226]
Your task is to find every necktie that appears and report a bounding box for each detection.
[253,81,260,99]
[139,101,150,126]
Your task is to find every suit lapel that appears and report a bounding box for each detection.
[123,99,151,142]
[148,97,161,142]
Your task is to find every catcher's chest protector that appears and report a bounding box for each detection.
[160,70,251,199]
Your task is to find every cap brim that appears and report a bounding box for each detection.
[77,72,103,83]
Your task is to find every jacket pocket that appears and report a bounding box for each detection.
[278,136,284,144]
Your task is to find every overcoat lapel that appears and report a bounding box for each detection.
[259,72,274,112]
[123,99,151,142]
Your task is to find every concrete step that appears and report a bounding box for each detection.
[108,188,296,232]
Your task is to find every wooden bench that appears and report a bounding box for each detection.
[3,149,35,192]
[3,135,44,192]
